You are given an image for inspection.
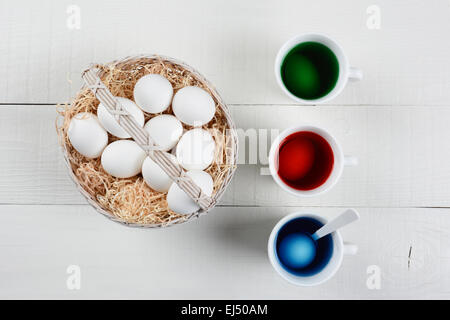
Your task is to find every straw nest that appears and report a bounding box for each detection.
[56,55,237,228]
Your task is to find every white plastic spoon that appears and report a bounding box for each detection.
[311,208,360,241]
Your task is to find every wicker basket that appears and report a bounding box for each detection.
[57,55,238,228]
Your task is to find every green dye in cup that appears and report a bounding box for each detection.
[280,41,339,100]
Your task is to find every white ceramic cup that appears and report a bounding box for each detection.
[275,33,363,104]
[268,124,357,197]
[268,212,358,286]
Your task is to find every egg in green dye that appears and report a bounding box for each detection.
[280,42,339,100]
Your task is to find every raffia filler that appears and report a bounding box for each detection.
[56,55,238,228]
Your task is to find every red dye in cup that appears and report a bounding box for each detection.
[276,131,334,190]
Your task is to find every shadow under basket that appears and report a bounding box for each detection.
[56,55,238,228]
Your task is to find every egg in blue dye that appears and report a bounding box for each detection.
[278,233,317,269]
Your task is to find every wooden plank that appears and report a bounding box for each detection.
[1,104,450,207]
[0,205,449,299]
[0,0,450,105]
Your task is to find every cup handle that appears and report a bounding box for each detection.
[344,242,358,255]
[344,156,358,166]
[348,67,363,81]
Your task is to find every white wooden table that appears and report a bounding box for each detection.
[1,0,450,299]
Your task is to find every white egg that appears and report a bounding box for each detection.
[167,170,213,215]
[144,115,183,151]
[172,86,215,126]
[176,128,215,170]
[101,140,146,178]
[97,97,145,138]
[133,74,173,113]
[68,112,108,159]
[142,154,177,192]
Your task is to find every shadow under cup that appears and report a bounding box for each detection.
[275,217,333,277]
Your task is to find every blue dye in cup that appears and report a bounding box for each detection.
[275,217,333,277]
